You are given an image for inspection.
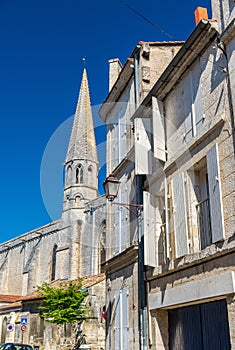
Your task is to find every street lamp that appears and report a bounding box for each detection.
[103,173,121,202]
[103,173,143,212]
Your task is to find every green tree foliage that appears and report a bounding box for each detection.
[35,279,89,325]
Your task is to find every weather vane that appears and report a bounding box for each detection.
[82,57,86,68]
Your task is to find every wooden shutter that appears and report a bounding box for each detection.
[135,118,152,175]
[184,74,193,142]
[172,172,189,258]
[165,177,171,259]
[114,208,120,255]
[191,63,204,133]
[143,191,156,267]
[115,291,121,350]
[122,287,128,350]
[152,97,166,161]
[119,114,126,161]
[120,186,127,252]
[113,123,119,168]
[206,143,225,242]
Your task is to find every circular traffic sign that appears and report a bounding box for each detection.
[20,324,27,332]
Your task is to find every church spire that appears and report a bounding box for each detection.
[63,68,98,209]
[66,68,98,164]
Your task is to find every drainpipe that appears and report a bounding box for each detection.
[134,45,147,350]
[134,50,140,108]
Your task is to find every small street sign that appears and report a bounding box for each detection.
[20,317,28,325]
[7,324,14,332]
[20,324,27,332]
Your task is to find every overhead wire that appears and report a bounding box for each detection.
[117,0,175,40]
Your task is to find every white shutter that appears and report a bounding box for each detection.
[143,191,156,267]
[113,123,119,168]
[184,74,193,142]
[172,172,189,258]
[119,113,126,161]
[114,209,120,255]
[115,291,121,350]
[135,118,152,175]
[122,287,128,350]
[164,177,171,259]
[152,97,166,161]
[120,186,127,252]
[191,64,204,132]
[206,143,225,242]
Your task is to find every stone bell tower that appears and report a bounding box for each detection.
[63,68,98,217]
[61,68,99,278]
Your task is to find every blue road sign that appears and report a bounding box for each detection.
[20,317,28,325]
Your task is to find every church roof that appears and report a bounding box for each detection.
[66,68,98,164]
[0,294,22,303]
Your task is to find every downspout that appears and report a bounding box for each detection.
[134,47,148,350]
[134,51,140,108]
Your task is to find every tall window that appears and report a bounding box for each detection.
[99,222,106,271]
[76,164,83,183]
[51,244,57,281]
[1,317,7,344]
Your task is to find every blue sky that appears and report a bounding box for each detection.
[0,0,211,243]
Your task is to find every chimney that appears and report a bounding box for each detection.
[194,7,208,26]
[108,58,122,91]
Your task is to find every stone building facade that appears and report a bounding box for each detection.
[99,41,183,350]
[99,0,235,349]
[0,69,106,349]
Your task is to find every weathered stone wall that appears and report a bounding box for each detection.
[138,43,183,103]
[211,0,235,32]
[106,260,139,350]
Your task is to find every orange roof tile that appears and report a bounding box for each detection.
[0,294,22,303]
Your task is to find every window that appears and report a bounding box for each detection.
[188,143,224,251]
[51,244,57,281]
[99,222,106,270]
[76,164,83,183]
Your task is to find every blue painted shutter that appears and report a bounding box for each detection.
[143,191,156,267]
[135,118,152,174]
[206,143,225,242]
[172,172,189,257]
[152,97,166,161]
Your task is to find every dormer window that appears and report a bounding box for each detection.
[76,164,83,184]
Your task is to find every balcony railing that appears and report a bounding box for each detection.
[196,197,212,250]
